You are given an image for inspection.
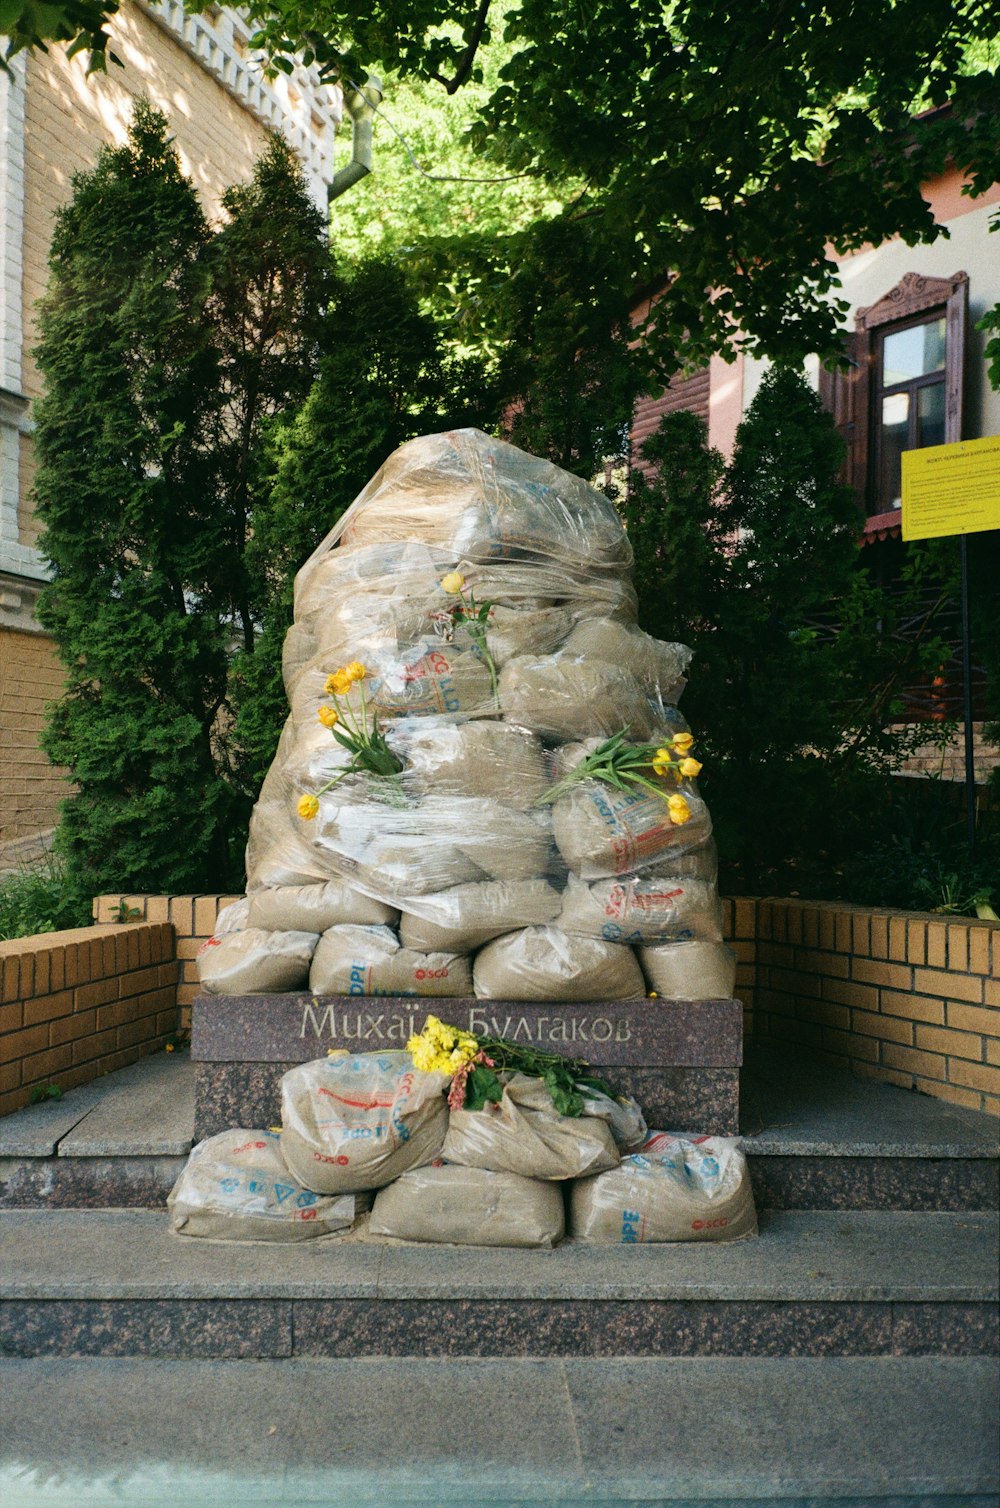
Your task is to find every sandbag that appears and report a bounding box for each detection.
[309,924,474,998]
[399,879,562,953]
[294,540,450,627]
[645,838,719,883]
[312,798,484,895]
[570,1131,758,1243]
[499,652,653,742]
[197,927,318,995]
[247,880,399,933]
[640,939,737,999]
[213,897,250,935]
[485,603,572,665]
[558,873,723,945]
[168,1129,360,1242]
[473,925,645,1002]
[323,429,632,572]
[458,560,638,621]
[442,1073,620,1180]
[580,1088,648,1151]
[291,641,494,727]
[552,781,712,879]
[280,1051,450,1193]
[395,720,549,810]
[562,618,691,700]
[245,798,345,890]
[369,1163,565,1248]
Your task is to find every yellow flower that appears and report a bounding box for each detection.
[326,669,352,697]
[297,793,320,821]
[671,731,694,754]
[440,571,466,594]
[165,1042,175,1052]
[345,661,366,683]
[651,758,671,777]
[667,793,692,825]
[654,746,673,763]
[679,757,703,779]
[647,991,659,999]
[318,705,339,729]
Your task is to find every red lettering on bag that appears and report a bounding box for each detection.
[692,1216,728,1230]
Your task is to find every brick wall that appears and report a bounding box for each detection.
[93,894,241,1029]
[0,627,68,845]
[745,898,999,1116]
[0,922,178,1116]
[897,723,996,785]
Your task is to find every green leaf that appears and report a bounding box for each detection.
[464,1063,503,1111]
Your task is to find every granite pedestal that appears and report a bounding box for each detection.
[191,994,742,1139]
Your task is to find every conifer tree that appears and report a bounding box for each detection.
[33,103,331,896]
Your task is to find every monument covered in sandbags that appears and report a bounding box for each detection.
[198,427,735,1004]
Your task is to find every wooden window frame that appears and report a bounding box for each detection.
[819,270,968,521]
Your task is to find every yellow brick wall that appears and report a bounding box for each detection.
[749,898,999,1117]
[0,628,68,844]
[0,921,178,1115]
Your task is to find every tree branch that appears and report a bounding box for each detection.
[431,0,491,94]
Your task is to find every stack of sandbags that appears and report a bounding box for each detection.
[198,427,733,1005]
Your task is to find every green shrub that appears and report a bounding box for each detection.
[0,856,92,941]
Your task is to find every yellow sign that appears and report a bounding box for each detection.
[901,435,1000,541]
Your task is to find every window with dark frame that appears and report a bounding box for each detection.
[818,270,968,523]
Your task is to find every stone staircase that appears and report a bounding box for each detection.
[1,1044,997,1502]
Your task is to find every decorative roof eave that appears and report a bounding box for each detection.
[138,1,342,206]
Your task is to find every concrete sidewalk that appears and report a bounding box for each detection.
[1,1355,997,1505]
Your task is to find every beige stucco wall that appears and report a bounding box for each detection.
[16,0,284,544]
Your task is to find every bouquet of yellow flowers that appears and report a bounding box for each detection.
[296,660,403,822]
[407,1014,611,1116]
[534,727,702,827]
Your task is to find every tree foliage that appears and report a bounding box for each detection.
[624,367,960,893]
[33,103,330,896]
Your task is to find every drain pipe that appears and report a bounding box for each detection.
[329,74,384,201]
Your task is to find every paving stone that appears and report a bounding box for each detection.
[0,1082,105,1157]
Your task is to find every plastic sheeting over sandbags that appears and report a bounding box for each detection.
[197,928,318,995]
[279,1051,450,1193]
[569,1131,757,1243]
[442,1073,620,1180]
[558,873,723,945]
[473,925,645,1002]
[552,782,712,880]
[329,430,633,571]
[369,1163,565,1248]
[247,880,399,934]
[168,1129,360,1241]
[399,879,562,953]
[309,924,474,998]
[499,652,654,742]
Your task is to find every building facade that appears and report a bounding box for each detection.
[630,169,1000,780]
[0,3,341,859]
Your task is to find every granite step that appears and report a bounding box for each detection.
[1,1355,997,1503]
[741,1044,1000,1212]
[2,1045,996,1212]
[1,1207,996,1360]
[0,1055,194,1210]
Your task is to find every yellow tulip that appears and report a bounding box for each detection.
[325,670,352,697]
[679,757,703,779]
[667,793,692,825]
[318,705,339,729]
[345,661,366,683]
[671,731,694,754]
[297,793,320,821]
[440,571,466,594]
[654,746,673,763]
[651,758,671,777]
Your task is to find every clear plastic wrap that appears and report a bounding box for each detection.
[441,1073,620,1180]
[323,429,633,571]
[279,1051,449,1193]
[369,1162,565,1247]
[472,925,645,1002]
[558,873,723,945]
[167,1129,360,1241]
[569,1131,757,1243]
[219,427,735,1006]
